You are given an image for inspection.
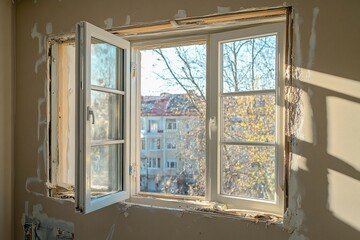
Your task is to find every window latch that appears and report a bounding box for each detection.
[87,106,95,124]
[209,116,216,140]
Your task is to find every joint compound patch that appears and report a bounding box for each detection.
[23,204,74,240]
[104,18,113,29]
[174,10,187,19]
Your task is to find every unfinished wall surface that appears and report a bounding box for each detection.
[0,0,14,240]
[14,0,360,239]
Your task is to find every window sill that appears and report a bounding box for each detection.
[125,195,283,225]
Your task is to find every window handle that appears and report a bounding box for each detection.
[87,106,95,124]
[209,116,216,140]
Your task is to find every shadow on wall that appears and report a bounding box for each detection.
[290,70,360,240]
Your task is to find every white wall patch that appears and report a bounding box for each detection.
[23,204,74,240]
[104,18,113,29]
[174,10,187,19]
[217,6,231,14]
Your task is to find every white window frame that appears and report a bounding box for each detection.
[75,21,131,213]
[48,13,288,216]
[131,23,286,215]
[208,23,285,214]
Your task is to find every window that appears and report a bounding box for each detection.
[166,119,177,130]
[134,22,285,214]
[49,11,287,215]
[166,159,178,169]
[166,139,177,150]
[50,22,130,213]
[148,157,161,169]
[140,138,146,150]
[149,138,161,150]
[149,120,159,132]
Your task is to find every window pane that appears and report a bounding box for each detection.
[91,90,122,141]
[222,35,276,93]
[91,38,123,90]
[222,94,275,143]
[90,144,122,198]
[221,145,275,201]
[140,44,206,196]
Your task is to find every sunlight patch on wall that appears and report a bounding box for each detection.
[327,97,360,169]
[328,169,360,231]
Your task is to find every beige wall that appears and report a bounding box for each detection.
[14,0,360,239]
[0,0,14,239]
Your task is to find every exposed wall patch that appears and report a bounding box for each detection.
[46,22,53,35]
[104,18,113,29]
[125,15,131,25]
[293,13,302,66]
[174,10,187,19]
[217,6,231,14]
[306,7,319,69]
[31,23,43,55]
[32,23,52,73]
[22,204,74,240]
[26,79,48,196]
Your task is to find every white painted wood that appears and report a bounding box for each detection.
[75,21,131,214]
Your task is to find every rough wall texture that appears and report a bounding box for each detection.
[14,0,360,240]
[0,0,14,239]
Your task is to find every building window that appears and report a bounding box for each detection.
[166,139,177,150]
[166,159,177,169]
[49,10,288,215]
[149,120,159,132]
[149,138,161,150]
[148,157,161,169]
[166,119,177,130]
[141,138,146,150]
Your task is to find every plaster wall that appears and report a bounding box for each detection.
[0,0,14,239]
[14,0,360,239]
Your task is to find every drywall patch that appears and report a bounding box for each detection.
[293,13,303,66]
[306,7,319,69]
[46,22,53,35]
[217,6,231,14]
[22,204,74,240]
[31,23,43,55]
[174,10,187,19]
[32,23,52,73]
[125,15,131,25]
[104,18,113,30]
[26,79,48,196]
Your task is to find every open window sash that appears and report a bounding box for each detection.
[209,23,285,215]
[75,21,130,213]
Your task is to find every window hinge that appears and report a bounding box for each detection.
[131,62,136,78]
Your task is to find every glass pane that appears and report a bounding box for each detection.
[139,44,206,196]
[90,144,122,198]
[221,145,275,201]
[91,90,122,141]
[222,35,276,93]
[91,38,123,90]
[222,94,275,143]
